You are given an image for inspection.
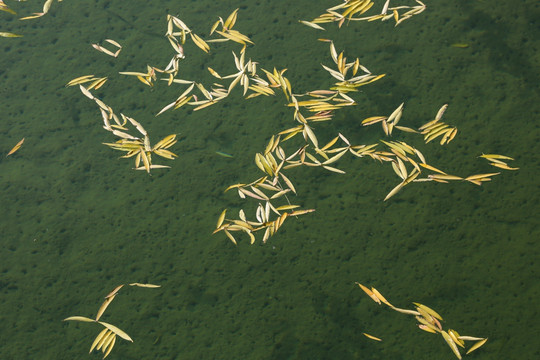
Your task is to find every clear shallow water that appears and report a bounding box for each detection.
[0,1,538,359]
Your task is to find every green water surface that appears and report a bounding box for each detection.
[0,1,538,359]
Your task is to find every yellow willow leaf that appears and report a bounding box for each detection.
[90,328,110,353]
[128,283,161,288]
[224,229,237,245]
[190,32,210,53]
[355,282,380,304]
[371,287,392,307]
[63,316,95,322]
[105,284,124,299]
[0,32,23,38]
[65,74,95,87]
[103,334,116,358]
[97,321,133,342]
[95,294,116,321]
[479,153,514,161]
[6,138,24,156]
[441,330,462,359]
[96,330,115,351]
[383,182,404,201]
[223,8,239,29]
[362,333,382,341]
[465,338,488,355]
[216,209,227,229]
[412,302,443,321]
